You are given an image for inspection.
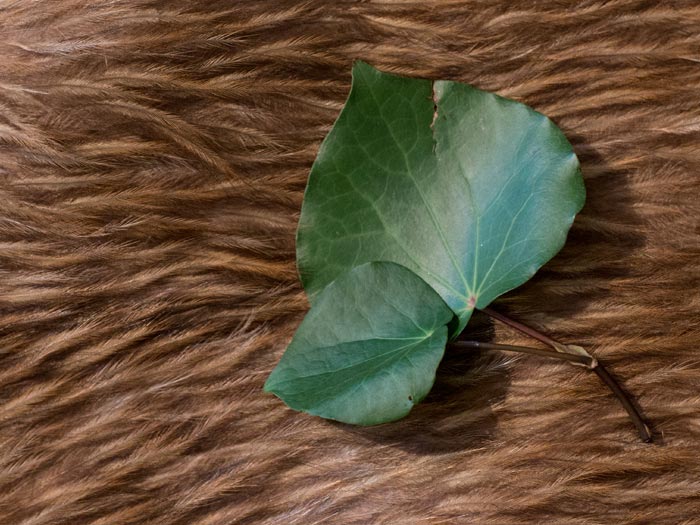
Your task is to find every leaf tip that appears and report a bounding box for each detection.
[351,59,375,78]
[262,373,278,394]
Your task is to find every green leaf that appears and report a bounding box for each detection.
[297,61,585,334]
[264,262,454,425]
[265,63,586,426]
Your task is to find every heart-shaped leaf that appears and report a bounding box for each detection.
[264,261,454,425]
[297,61,585,333]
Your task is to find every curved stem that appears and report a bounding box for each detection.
[475,307,653,443]
[480,306,559,347]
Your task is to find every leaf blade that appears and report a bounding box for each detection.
[297,61,475,322]
[264,261,454,425]
[433,79,585,312]
[297,62,585,334]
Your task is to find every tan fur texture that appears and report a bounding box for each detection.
[2,1,700,523]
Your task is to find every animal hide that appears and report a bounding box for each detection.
[1,1,699,523]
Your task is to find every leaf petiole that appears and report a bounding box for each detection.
[472,307,653,443]
[451,340,593,366]
[479,306,560,348]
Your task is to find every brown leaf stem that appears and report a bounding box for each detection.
[472,307,653,443]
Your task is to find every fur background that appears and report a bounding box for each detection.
[1,1,700,523]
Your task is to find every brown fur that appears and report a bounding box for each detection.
[1,1,700,523]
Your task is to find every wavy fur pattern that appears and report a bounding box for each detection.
[1,1,700,523]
